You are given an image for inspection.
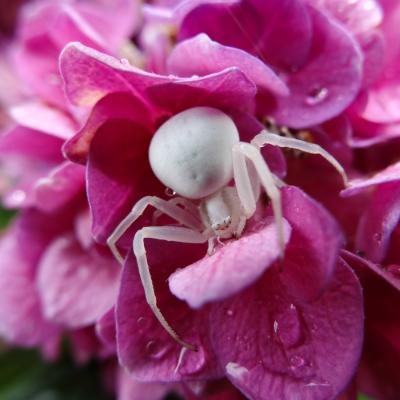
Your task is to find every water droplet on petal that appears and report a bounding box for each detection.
[275,305,304,348]
[226,309,234,316]
[146,340,168,360]
[373,232,383,242]
[290,355,305,368]
[306,87,328,105]
[120,58,130,66]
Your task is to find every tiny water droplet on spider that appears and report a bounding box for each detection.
[165,187,176,197]
[290,355,305,368]
[146,340,167,359]
[226,309,234,316]
[306,87,328,105]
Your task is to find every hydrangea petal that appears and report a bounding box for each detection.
[63,92,154,163]
[34,162,86,212]
[117,240,222,381]
[209,259,363,400]
[355,182,400,263]
[169,218,291,308]
[271,6,362,128]
[167,34,289,96]
[37,235,121,328]
[0,211,62,346]
[179,0,312,70]
[10,101,76,140]
[279,186,343,300]
[341,161,400,196]
[87,118,163,243]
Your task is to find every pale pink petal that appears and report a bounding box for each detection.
[169,218,291,308]
[37,235,121,328]
[168,34,289,96]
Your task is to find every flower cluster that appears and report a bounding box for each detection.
[0,0,399,399]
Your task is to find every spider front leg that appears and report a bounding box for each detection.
[232,142,285,255]
[107,196,203,265]
[251,130,348,185]
[134,226,208,350]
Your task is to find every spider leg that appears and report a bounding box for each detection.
[251,130,348,186]
[233,142,285,256]
[107,196,203,265]
[134,226,208,350]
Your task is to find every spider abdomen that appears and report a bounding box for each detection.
[149,107,240,199]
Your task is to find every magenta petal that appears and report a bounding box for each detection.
[145,68,256,113]
[96,307,116,351]
[63,92,153,163]
[87,119,163,243]
[280,186,343,300]
[0,212,61,346]
[169,218,291,308]
[10,101,76,140]
[355,183,400,263]
[0,125,63,163]
[209,259,363,400]
[37,235,121,328]
[118,368,179,400]
[271,6,362,128]
[342,161,400,196]
[167,34,289,96]
[117,241,222,381]
[34,162,85,212]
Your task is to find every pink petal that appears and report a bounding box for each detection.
[63,92,154,164]
[34,162,86,212]
[209,259,364,400]
[10,101,77,140]
[179,0,312,70]
[167,34,289,96]
[86,118,163,244]
[0,211,61,346]
[117,240,222,381]
[118,368,180,400]
[0,125,63,163]
[60,42,257,113]
[37,235,121,328]
[279,186,343,300]
[271,6,362,128]
[355,182,400,263]
[96,307,116,351]
[169,218,292,308]
[341,161,400,196]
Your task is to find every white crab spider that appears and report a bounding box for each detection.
[107,107,347,350]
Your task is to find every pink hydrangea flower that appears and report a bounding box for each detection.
[59,41,364,399]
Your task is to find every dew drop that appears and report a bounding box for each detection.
[275,305,304,348]
[290,355,305,368]
[120,58,130,66]
[146,340,168,359]
[165,187,176,197]
[373,232,383,242]
[306,87,328,105]
[226,309,234,316]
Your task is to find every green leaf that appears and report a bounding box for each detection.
[0,348,113,400]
